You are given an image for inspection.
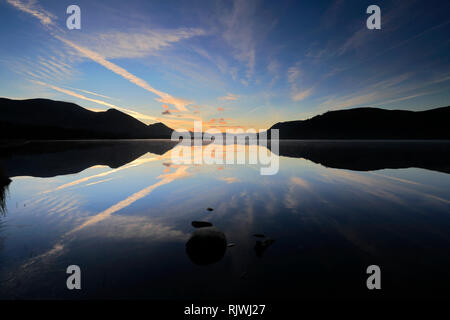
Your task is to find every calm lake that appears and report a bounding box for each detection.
[1,140,450,299]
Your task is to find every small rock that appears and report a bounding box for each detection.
[206,207,214,211]
[186,227,227,265]
[254,238,275,258]
[227,243,236,247]
[192,221,213,228]
[253,234,265,238]
[263,238,275,246]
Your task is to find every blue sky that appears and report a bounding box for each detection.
[0,0,449,130]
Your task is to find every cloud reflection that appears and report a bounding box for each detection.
[68,166,190,234]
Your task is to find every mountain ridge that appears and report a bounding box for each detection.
[2,97,450,140]
[269,106,450,139]
[0,97,174,139]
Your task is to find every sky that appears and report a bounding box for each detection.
[0,0,449,131]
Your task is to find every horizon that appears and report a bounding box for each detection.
[0,0,449,132]
[2,96,450,132]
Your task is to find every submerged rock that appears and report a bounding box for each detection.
[186,227,227,265]
[254,238,275,258]
[253,234,265,238]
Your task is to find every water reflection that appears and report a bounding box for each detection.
[2,140,450,180]
[274,140,450,173]
[0,140,449,299]
[2,140,178,178]
[254,237,275,258]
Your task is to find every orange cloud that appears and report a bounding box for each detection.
[218,93,238,101]
[207,118,227,125]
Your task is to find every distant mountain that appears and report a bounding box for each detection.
[269,106,450,139]
[0,98,174,139]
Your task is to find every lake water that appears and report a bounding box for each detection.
[1,140,450,299]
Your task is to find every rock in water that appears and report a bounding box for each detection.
[254,238,275,258]
[192,221,213,228]
[186,227,227,265]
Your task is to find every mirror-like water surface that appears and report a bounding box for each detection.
[1,140,450,299]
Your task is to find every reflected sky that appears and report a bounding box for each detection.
[1,141,450,299]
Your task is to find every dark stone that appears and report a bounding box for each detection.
[186,227,227,266]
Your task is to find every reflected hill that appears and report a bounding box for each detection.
[274,140,450,173]
[2,140,450,181]
[0,140,178,178]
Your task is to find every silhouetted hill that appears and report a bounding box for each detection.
[0,98,173,139]
[269,106,450,139]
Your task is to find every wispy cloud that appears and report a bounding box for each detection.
[33,80,159,122]
[287,65,301,83]
[10,54,78,82]
[337,28,370,56]
[6,0,55,26]
[55,36,191,111]
[66,86,116,100]
[287,63,313,102]
[6,0,194,112]
[220,0,262,83]
[292,87,313,102]
[316,73,450,112]
[267,59,280,86]
[218,93,238,101]
[77,29,206,59]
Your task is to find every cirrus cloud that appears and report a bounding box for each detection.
[218,93,238,101]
